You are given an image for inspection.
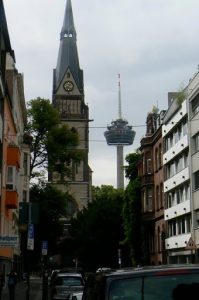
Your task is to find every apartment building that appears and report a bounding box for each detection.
[139,110,166,265]
[162,93,191,263]
[0,1,30,274]
[186,71,199,254]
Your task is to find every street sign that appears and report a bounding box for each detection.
[185,237,197,250]
[0,235,19,247]
[42,241,48,256]
[27,224,34,250]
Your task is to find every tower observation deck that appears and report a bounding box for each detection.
[104,75,135,189]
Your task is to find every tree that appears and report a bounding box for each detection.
[122,152,143,266]
[28,182,73,268]
[60,185,130,271]
[25,97,82,179]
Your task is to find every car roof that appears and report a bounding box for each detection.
[56,273,83,277]
[98,264,199,278]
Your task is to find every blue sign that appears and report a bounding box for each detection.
[42,241,48,255]
[27,224,34,250]
[28,224,34,239]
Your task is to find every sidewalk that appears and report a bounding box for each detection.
[2,280,27,299]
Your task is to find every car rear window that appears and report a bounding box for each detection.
[108,273,199,300]
[55,276,83,286]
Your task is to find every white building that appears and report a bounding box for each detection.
[162,93,192,263]
[187,71,199,252]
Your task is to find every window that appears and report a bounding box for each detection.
[169,162,175,178]
[193,133,199,152]
[159,144,162,167]
[23,153,28,175]
[146,188,153,211]
[185,184,190,200]
[194,170,199,190]
[167,193,172,208]
[155,148,158,170]
[160,183,164,208]
[6,166,16,190]
[182,120,188,136]
[176,190,181,204]
[192,96,199,115]
[174,128,179,144]
[147,158,152,174]
[156,186,159,210]
[23,190,27,202]
[176,155,183,173]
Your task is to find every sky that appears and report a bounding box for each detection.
[4,0,199,188]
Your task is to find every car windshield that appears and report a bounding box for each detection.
[108,273,199,300]
[55,276,83,286]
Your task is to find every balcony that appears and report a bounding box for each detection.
[141,174,154,186]
[5,190,18,209]
[7,145,20,168]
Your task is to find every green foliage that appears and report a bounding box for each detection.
[122,178,142,266]
[25,97,82,179]
[122,152,143,266]
[28,182,73,265]
[61,185,130,270]
[124,152,141,181]
[176,85,186,105]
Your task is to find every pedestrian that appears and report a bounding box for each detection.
[0,271,5,300]
[7,269,17,300]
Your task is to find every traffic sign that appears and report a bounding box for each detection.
[42,241,48,256]
[185,237,197,250]
[27,224,34,250]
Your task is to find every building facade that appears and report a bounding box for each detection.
[139,110,166,265]
[186,71,199,256]
[0,0,30,275]
[162,93,192,263]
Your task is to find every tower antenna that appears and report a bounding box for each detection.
[118,74,122,119]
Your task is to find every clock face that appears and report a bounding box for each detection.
[63,81,74,92]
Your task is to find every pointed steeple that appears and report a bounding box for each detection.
[54,0,83,92]
[61,0,76,40]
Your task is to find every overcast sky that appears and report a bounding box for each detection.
[4,0,199,187]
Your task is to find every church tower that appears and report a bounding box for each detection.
[52,0,91,212]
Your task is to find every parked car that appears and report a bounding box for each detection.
[83,264,199,300]
[51,272,84,300]
[49,269,60,286]
[68,291,83,300]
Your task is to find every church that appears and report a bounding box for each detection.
[51,0,92,214]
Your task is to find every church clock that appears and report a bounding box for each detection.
[63,80,74,92]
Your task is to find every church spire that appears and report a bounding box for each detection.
[61,0,76,40]
[54,0,83,92]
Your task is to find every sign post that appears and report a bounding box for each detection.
[41,241,48,300]
[185,237,197,263]
[27,224,34,250]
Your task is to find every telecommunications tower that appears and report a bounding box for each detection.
[104,75,135,189]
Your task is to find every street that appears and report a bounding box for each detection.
[2,275,45,300]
